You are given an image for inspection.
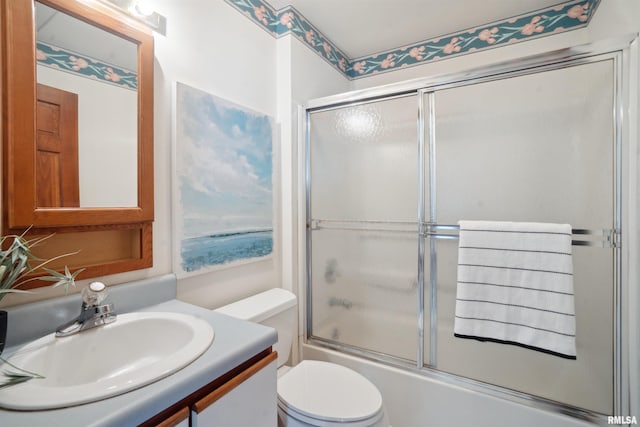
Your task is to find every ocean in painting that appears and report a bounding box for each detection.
[181,229,273,272]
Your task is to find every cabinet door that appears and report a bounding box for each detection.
[152,407,189,427]
[191,352,277,427]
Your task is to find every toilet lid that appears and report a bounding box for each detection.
[277,360,383,423]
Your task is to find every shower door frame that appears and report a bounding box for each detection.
[303,35,635,422]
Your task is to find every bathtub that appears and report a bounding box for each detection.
[304,300,602,427]
[301,343,598,427]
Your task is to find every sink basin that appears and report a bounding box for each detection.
[0,312,214,410]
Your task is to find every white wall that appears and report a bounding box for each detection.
[153,0,279,309]
[37,65,138,207]
[153,1,347,311]
[276,34,350,363]
[277,35,349,299]
[290,37,351,103]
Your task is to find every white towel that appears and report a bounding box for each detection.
[454,220,576,359]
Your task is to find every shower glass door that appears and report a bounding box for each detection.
[426,59,616,413]
[307,94,422,363]
[306,47,623,417]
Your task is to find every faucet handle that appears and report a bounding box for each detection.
[82,282,108,306]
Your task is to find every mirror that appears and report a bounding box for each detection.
[2,0,153,230]
[35,2,138,207]
[1,0,154,280]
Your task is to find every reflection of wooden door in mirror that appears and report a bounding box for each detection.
[36,83,79,208]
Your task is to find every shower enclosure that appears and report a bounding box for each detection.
[304,40,632,419]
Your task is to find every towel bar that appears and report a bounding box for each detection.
[307,219,620,248]
[425,223,620,248]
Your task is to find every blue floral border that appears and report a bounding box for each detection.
[277,6,351,74]
[223,0,280,36]
[225,0,601,80]
[36,42,138,90]
[348,1,599,78]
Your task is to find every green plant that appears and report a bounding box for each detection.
[0,230,83,388]
[0,230,84,302]
[0,355,45,389]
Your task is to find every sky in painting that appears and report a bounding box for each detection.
[177,83,273,239]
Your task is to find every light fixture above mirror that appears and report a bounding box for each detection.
[99,0,166,35]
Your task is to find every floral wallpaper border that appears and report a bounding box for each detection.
[224,0,601,80]
[277,6,351,75]
[36,42,138,90]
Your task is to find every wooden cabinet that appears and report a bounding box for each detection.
[141,349,277,427]
[153,407,189,427]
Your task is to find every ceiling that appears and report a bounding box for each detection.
[264,0,569,58]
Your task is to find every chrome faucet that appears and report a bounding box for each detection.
[55,282,117,337]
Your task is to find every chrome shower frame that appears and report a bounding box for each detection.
[302,34,638,424]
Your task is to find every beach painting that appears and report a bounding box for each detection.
[175,83,273,275]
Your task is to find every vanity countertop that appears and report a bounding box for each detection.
[0,276,277,426]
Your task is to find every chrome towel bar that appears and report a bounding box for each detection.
[425,223,620,248]
[308,219,620,248]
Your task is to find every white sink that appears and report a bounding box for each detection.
[0,312,214,410]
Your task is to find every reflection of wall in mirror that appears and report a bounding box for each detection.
[37,65,138,207]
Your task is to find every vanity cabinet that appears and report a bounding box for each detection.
[192,351,277,427]
[141,349,277,427]
[154,407,189,427]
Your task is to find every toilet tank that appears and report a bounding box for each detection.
[215,288,297,368]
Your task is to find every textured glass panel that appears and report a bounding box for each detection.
[435,240,613,413]
[310,228,419,362]
[434,61,614,226]
[431,60,614,413]
[309,95,418,222]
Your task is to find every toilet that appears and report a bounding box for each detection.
[215,288,389,427]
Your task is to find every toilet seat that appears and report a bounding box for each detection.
[277,360,384,426]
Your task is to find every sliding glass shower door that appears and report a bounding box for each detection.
[306,49,622,415]
[428,59,616,413]
[307,94,422,363]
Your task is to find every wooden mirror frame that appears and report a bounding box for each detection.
[1,0,154,281]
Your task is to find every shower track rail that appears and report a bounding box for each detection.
[308,219,620,248]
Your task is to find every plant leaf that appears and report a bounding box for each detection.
[0,355,44,389]
[0,289,33,295]
[42,267,85,294]
[0,228,81,302]
[0,372,37,389]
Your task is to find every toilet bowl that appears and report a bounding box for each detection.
[215,289,389,427]
[277,360,387,427]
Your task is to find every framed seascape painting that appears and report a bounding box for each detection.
[174,82,274,276]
